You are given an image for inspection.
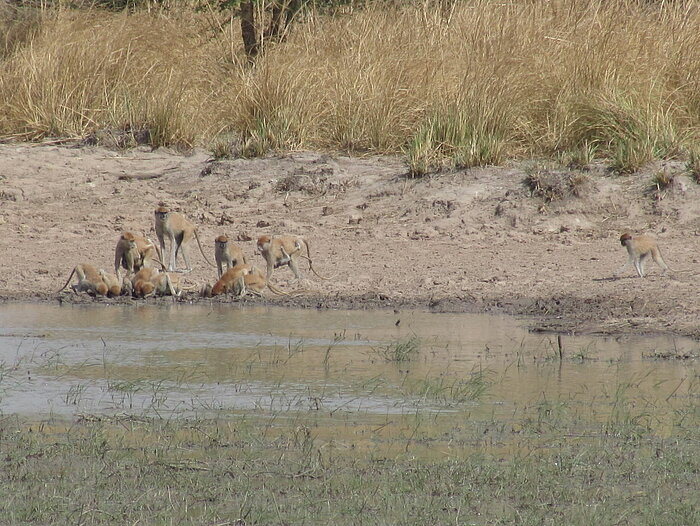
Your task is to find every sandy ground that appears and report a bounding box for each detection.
[1,142,699,339]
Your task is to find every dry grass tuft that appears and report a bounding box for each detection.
[1,0,700,171]
[652,169,674,191]
[686,149,700,184]
[0,9,219,146]
[525,167,594,202]
[0,2,43,59]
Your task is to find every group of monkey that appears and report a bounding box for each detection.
[56,200,676,300]
[57,204,327,300]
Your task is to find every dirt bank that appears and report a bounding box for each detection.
[1,142,698,339]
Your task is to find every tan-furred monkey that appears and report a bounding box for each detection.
[202,264,290,298]
[154,204,214,272]
[114,231,161,280]
[618,232,670,278]
[131,267,160,298]
[99,270,124,297]
[256,234,330,281]
[56,263,109,296]
[130,267,180,298]
[214,234,247,279]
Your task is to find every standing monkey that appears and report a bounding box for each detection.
[618,232,670,278]
[154,204,214,272]
[214,235,247,278]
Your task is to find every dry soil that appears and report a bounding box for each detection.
[1,142,699,339]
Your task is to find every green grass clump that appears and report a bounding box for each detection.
[566,91,682,174]
[373,335,421,362]
[409,367,493,404]
[406,104,510,176]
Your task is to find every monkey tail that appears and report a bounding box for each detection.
[193,230,216,268]
[55,267,77,294]
[654,248,684,274]
[310,264,333,281]
[299,239,333,280]
[148,239,167,270]
[164,272,179,299]
[114,251,122,277]
[264,279,311,297]
[266,282,292,296]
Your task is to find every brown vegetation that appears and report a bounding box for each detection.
[1,0,700,174]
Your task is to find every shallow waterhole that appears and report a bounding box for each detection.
[1,304,698,456]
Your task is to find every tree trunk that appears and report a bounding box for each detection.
[241,0,302,63]
[264,0,301,42]
[240,1,258,62]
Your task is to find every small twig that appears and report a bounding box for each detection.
[118,173,163,181]
[557,334,564,360]
[666,378,685,402]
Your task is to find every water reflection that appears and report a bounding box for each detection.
[0,304,697,427]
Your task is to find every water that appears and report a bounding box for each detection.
[0,304,697,427]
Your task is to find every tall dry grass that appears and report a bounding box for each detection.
[0,9,222,145]
[1,0,700,171]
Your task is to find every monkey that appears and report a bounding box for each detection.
[131,267,160,284]
[154,204,215,272]
[121,275,134,297]
[99,270,124,297]
[131,267,161,298]
[239,266,268,296]
[215,234,247,278]
[114,232,140,279]
[150,272,181,298]
[203,264,290,298]
[56,264,109,296]
[256,235,330,281]
[618,232,670,278]
[114,232,161,280]
[114,232,141,276]
[133,280,154,298]
[130,267,180,298]
[206,266,246,297]
[256,235,301,279]
[232,264,279,297]
[136,234,163,269]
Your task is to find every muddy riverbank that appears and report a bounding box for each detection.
[1,143,698,338]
